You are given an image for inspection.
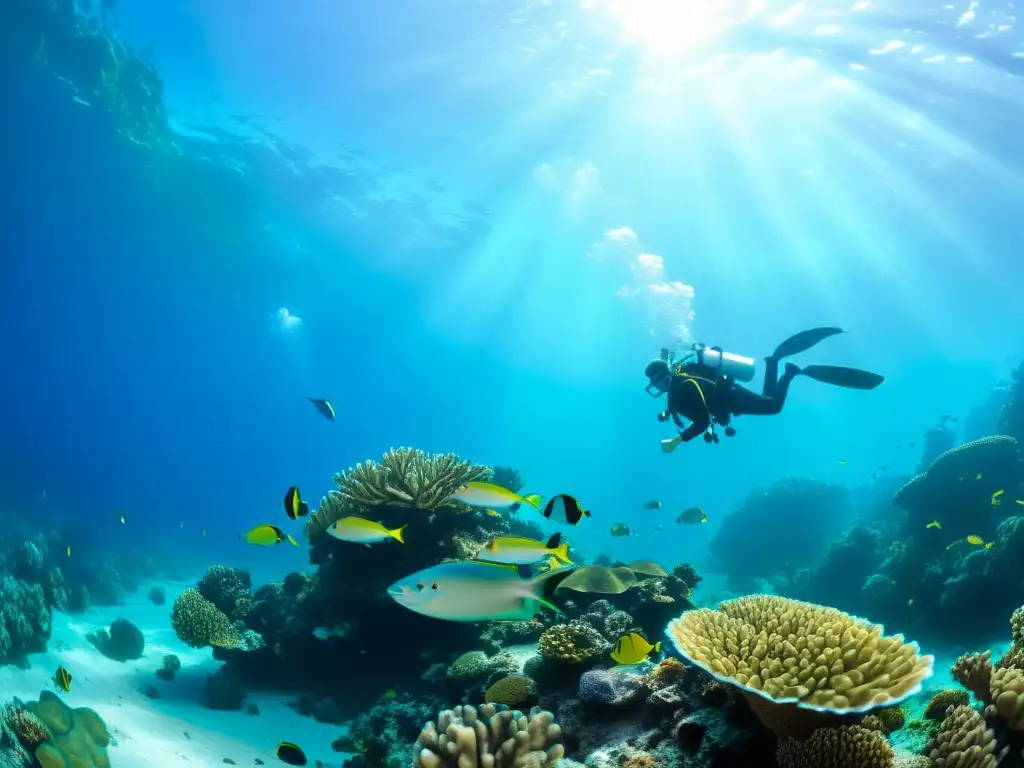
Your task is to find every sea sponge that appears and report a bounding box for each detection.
[925,689,971,721]
[537,621,607,663]
[952,651,994,706]
[23,692,112,768]
[413,703,563,767]
[484,674,537,708]
[776,724,894,768]
[925,704,1001,767]
[666,595,933,739]
[170,588,237,649]
[306,447,491,537]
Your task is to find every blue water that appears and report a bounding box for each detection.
[4,0,1024,647]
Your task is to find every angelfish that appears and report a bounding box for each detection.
[387,561,573,622]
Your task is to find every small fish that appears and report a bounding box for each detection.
[654,524,664,532]
[642,500,662,510]
[381,689,396,701]
[838,460,847,465]
[478,533,572,566]
[610,523,636,537]
[610,632,661,665]
[967,535,992,549]
[484,508,500,517]
[976,473,983,481]
[1017,500,1024,506]
[240,524,300,547]
[327,516,406,546]
[53,666,72,693]
[66,546,71,557]
[926,520,942,530]
[202,530,207,537]
[453,482,542,511]
[388,560,572,622]
[542,494,591,525]
[992,490,1005,507]
[275,741,308,766]
[306,397,335,422]
[908,598,914,608]
[677,507,708,525]
[284,486,310,520]
[940,414,953,424]
[879,465,888,472]
[119,514,125,524]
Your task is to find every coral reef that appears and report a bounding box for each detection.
[537,621,608,664]
[776,724,894,767]
[197,565,254,621]
[155,653,181,682]
[18,691,112,768]
[336,697,441,768]
[666,595,933,739]
[0,574,51,666]
[170,587,237,649]
[484,675,538,708]
[413,703,564,767]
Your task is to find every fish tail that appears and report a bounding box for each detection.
[390,524,407,544]
[287,535,300,547]
[554,544,572,564]
[527,565,576,614]
[654,641,662,653]
[522,494,543,510]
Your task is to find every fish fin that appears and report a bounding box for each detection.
[554,544,572,564]
[654,641,661,653]
[527,565,577,614]
[523,494,543,509]
[287,535,300,547]
[391,524,407,544]
[546,532,562,549]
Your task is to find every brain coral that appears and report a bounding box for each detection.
[484,674,537,708]
[666,595,933,739]
[776,724,894,768]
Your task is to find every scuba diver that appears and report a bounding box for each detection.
[644,327,885,453]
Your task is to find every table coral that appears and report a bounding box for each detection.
[666,595,933,739]
[413,703,563,768]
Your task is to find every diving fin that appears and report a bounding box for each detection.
[772,327,844,359]
[801,365,885,391]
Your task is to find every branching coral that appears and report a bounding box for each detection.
[666,595,933,739]
[170,588,237,649]
[306,448,490,537]
[537,621,608,664]
[413,704,563,767]
[776,724,894,768]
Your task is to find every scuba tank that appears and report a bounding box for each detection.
[691,342,756,383]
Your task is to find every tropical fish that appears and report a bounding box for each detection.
[327,516,406,546]
[610,632,661,665]
[119,514,125,524]
[53,666,72,693]
[976,473,983,481]
[967,535,992,548]
[610,523,635,537]
[284,486,310,520]
[926,520,941,530]
[477,533,571,566]
[677,507,708,525]
[654,524,664,532]
[453,482,542,511]
[908,598,915,608]
[66,546,71,557]
[240,524,299,547]
[381,689,396,701]
[275,741,308,766]
[992,490,1005,507]
[387,560,572,622]
[543,494,591,525]
[1018,500,1024,506]
[642,500,662,510]
[838,460,847,465]
[306,397,335,422]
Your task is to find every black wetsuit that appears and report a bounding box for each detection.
[666,358,799,442]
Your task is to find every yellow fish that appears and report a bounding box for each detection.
[926,520,941,530]
[53,666,72,693]
[967,535,992,549]
[452,482,543,511]
[992,490,1005,506]
[610,632,661,665]
[478,533,572,567]
[327,516,406,546]
[119,514,125,524]
[484,509,500,517]
[66,546,71,557]
[976,473,983,481]
[1017,500,1024,506]
[239,524,299,547]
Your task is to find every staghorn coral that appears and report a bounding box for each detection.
[925,690,972,721]
[413,703,563,767]
[170,588,237,649]
[307,448,491,537]
[776,724,894,768]
[537,621,608,664]
[926,704,1000,767]
[666,595,933,739]
[484,675,537,708]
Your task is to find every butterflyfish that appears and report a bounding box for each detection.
[306,397,335,422]
[284,486,310,520]
[327,516,406,546]
[542,494,591,525]
[610,523,636,537]
[641,500,662,510]
[53,666,72,693]
[240,524,299,547]
[453,482,542,511]
[610,632,661,665]
[677,507,708,525]
[275,741,308,766]
[387,560,573,622]
[477,532,572,566]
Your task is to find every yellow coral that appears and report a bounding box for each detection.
[170,588,237,649]
[924,689,971,721]
[776,725,893,768]
[952,651,993,706]
[484,674,537,708]
[926,704,1000,767]
[666,595,933,738]
[990,666,1024,729]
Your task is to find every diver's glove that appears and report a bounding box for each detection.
[661,435,683,453]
